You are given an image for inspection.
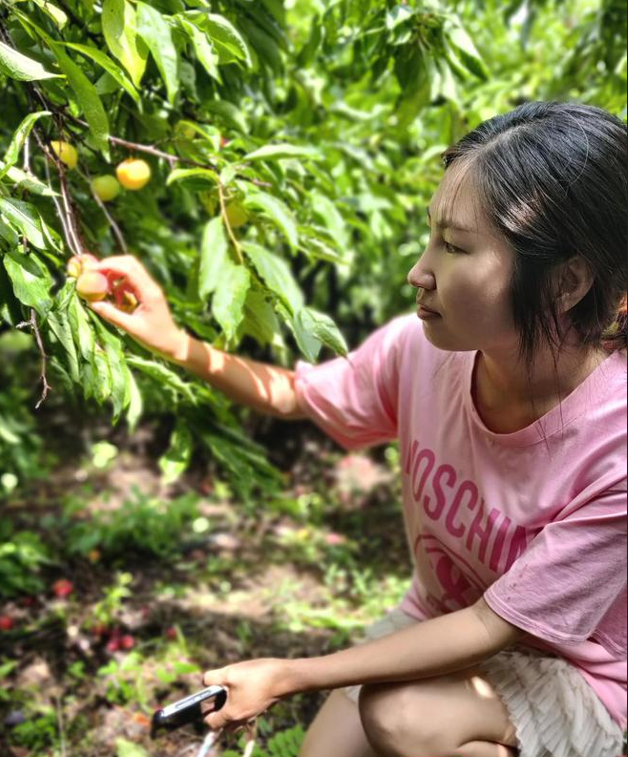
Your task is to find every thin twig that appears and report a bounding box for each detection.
[55,696,67,757]
[23,134,30,172]
[78,163,129,254]
[66,115,272,188]
[196,730,221,757]
[50,111,90,255]
[40,136,78,256]
[242,720,258,757]
[16,308,52,409]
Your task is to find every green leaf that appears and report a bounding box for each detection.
[137,3,180,106]
[212,261,251,341]
[0,41,63,81]
[3,250,53,318]
[0,198,47,250]
[203,100,249,134]
[91,316,129,421]
[446,25,489,81]
[188,12,252,67]
[88,344,113,405]
[51,44,110,159]
[116,739,150,757]
[127,357,196,404]
[199,216,228,299]
[102,0,149,88]
[166,167,218,191]
[239,16,283,73]
[242,290,282,346]
[67,296,95,362]
[177,16,221,83]
[29,0,68,28]
[242,191,299,252]
[61,42,140,104]
[159,421,194,484]
[0,164,59,197]
[47,312,80,383]
[293,308,348,362]
[386,6,416,30]
[0,111,52,181]
[310,192,350,251]
[243,144,323,163]
[124,367,143,433]
[241,241,304,314]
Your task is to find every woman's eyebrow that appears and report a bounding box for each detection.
[427,206,475,233]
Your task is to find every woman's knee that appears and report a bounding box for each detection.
[358,682,448,757]
[359,683,416,756]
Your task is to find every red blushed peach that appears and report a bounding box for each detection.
[76,271,109,303]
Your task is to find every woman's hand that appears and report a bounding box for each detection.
[87,255,188,361]
[201,659,292,732]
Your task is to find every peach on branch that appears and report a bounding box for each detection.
[50,141,78,170]
[91,175,121,202]
[76,271,110,303]
[116,158,152,191]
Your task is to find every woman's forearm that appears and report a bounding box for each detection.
[280,602,524,696]
[168,332,306,420]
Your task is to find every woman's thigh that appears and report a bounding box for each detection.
[300,690,378,757]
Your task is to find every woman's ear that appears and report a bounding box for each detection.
[554,256,595,313]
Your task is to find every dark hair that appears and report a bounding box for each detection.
[440,101,627,371]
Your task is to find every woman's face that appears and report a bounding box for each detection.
[407,163,520,355]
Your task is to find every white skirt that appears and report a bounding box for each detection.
[343,608,626,757]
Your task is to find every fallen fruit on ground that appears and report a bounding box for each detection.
[120,635,135,650]
[91,175,121,202]
[50,140,78,170]
[0,616,14,631]
[225,202,250,229]
[76,271,109,302]
[116,158,152,191]
[66,253,99,279]
[53,579,74,598]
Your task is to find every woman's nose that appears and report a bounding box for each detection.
[407,259,436,290]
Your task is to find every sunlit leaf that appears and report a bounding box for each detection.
[137,3,180,106]
[102,0,149,88]
[0,41,63,81]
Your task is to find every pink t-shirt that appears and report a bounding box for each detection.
[294,313,628,729]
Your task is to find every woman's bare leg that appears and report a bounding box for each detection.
[300,690,378,757]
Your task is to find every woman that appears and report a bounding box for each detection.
[89,101,627,757]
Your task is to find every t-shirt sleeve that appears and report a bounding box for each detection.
[294,315,413,451]
[484,487,628,658]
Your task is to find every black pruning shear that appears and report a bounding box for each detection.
[151,686,228,739]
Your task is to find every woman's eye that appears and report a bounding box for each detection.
[444,241,463,254]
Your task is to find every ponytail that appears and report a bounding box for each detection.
[601,292,628,353]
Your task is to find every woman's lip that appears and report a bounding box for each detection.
[417,303,439,315]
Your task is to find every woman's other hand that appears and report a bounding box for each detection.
[201,659,291,732]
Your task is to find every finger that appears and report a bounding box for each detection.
[202,670,224,687]
[204,711,231,732]
[89,300,137,330]
[92,257,163,300]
